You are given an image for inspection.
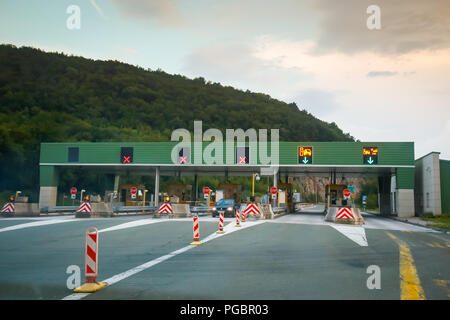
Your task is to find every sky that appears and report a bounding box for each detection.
[0,0,449,159]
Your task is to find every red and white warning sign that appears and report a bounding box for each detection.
[76,202,92,213]
[203,187,210,194]
[130,187,137,199]
[157,203,173,214]
[336,207,354,219]
[271,187,277,195]
[1,203,15,213]
[343,189,351,198]
[244,203,261,216]
[70,187,77,200]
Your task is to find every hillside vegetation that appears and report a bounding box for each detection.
[0,44,354,200]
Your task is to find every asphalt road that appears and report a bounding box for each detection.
[0,207,448,300]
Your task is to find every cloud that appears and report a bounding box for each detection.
[366,71,398,77]
[111,0,182,27]
[304,0,450,55]
[181,40,311,99]
[292,89,341,118]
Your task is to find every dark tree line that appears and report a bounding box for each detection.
[0,44,354,201]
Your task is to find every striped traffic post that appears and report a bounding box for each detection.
[190,214,203,245]
[235,210,241,227]
[73,228,107,293]
[216,211,225,234]
[241,208,246,222]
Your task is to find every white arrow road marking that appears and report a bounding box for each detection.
[331,225,368,246]
[62,220,265,300]
[0,219,79,233]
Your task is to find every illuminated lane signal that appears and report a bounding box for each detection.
[236,147,250,164]
[121,147,134,164]
[363,147,378,165]
[298,146,313,164]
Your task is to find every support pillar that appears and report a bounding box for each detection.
[154,167,160,208]
[193,174,198,202]
[39,166,59,209]
[378,175,391,215]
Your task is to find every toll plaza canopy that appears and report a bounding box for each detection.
[39,141,416,217]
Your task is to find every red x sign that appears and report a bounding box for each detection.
[239,156,247,164]
[179,156,187,164]
[122,156,131,163]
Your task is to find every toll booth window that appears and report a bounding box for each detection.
[121,147,134,164]
[331,190,337,205]
[178,147,190,164]
[68,147,79,163]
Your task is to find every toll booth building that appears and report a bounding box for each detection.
[39,141,416,217]
[414,152,450,216]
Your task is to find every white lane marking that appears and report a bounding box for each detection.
[98,219,165,233]
[62,220,265,300]
[0,219,79,233]
[0,216,76,221]
[98,217,237,233]
[270,213,439,233]
[361,213,438,233]
[331,225,368,246]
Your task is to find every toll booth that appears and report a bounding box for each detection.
[118,183,146,206]
[277,183,294,212]
[217,183,242,204]
[167,183,192,203]
[324,184,349,212]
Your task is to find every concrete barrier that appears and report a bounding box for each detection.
[259,204,274,220]
[14,203,40,217]
[325,207,364,225]
[91,203,114,218]
[172,204,190,218]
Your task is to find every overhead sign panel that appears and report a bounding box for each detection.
[298,146,313,164]
[236,146,250,164]
[178,147,190,164]
[363,147,378,165]
[121,147,134,164]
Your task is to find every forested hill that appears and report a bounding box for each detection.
[0,44,354,196]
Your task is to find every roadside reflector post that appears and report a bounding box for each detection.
[216,211,225,234]
[74,227,107,293]
[241,209,246,222]
[235,210,241,227]
[190,214,203,245]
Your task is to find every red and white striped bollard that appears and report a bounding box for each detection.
[235,210,241,227]
[217,211,225,234]
[73,227,107,292]
[190,214,203,245]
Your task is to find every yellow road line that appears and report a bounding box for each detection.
[386,232,426,300]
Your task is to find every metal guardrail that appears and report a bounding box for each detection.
[190,206,210,216]
[47,206,79,213]
[113,206,157,213]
